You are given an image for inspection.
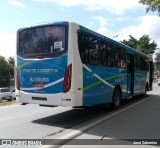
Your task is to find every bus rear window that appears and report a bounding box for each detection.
[18,25,67,58]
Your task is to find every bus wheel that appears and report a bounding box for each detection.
[112,87,121,109]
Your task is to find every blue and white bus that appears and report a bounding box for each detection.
[15,22,153,109]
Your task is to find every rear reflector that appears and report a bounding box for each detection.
[63,64,72,93]
[62,99,71,101]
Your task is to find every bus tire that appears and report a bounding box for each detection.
[112,87,121,109]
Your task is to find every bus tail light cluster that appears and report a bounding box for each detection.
[16,67,20,91]
[63,64,72,93]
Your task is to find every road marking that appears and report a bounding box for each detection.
[39,92,160,148]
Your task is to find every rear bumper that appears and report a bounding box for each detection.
[18,90,82,107]
[19,91,61,106]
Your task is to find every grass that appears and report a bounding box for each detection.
[0,100,17,107]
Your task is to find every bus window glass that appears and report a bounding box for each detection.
[78,32,99,65]
[18,26,66,57]
[108,44,116,67]
[100,41,108,66]
[78,33,89,64]
[88,36,99,65]
[118,48,126,68]
[136,55,140,70]
[136,55,148,70]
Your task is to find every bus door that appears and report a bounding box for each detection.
[127,54,134,96]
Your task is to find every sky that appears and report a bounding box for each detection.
[0,0,160,58]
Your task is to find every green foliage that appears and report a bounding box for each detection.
[121,35,137,49]
[0,55,15,87]
[8,57,15,79]
[8,57,15,66]
[0,100,17,106]
[155,52,160,71]
[0,56,10,87]
[121,35,157,55]
[139,0,160,16]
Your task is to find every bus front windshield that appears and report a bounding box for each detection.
[18,25,66,58]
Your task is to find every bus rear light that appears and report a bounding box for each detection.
[63,64,72,93]
[16,68,20,91]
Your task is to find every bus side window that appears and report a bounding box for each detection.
[100,41,108,66]
[108,44,116,67]
[117,48,126,68]
[78,32,99,65]
[136,55,139,70]
[88,36,99,65]
[78,33,89,64]
[136,55,142,70]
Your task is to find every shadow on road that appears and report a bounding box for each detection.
[32,94,151,127]
[32,94,160,146]
[32,105,110,128]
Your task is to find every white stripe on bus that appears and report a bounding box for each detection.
[93,74,114,88]
[83,64,92,72]
[83,64,128,93]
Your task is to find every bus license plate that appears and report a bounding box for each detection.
[35,83,44,88]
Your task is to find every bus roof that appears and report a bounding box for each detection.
[17,21,69,32]
[17,21,148,59]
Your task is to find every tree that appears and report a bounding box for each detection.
[139,0,160,16]
[8,57,14,66]
[155,51,160,71]
[8,57,15,79]
[121,35,157,55]
[0,56,10,87]
[121,35,138,49]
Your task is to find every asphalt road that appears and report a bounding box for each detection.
[0,83,160,148]
[61,83,160,148]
